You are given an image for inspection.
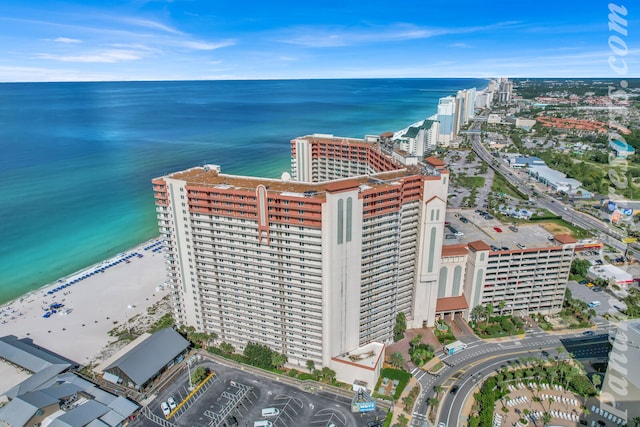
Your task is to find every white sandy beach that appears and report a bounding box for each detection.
[0,239,170,366]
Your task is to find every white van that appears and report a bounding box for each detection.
[254,421,273,427]
[261,408,280,417]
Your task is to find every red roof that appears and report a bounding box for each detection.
[424,156,445,168]
[554,233,577,244]
[441,244,468,257]
[468,240,491,251]
[436,295,469,312]
[324,180,360,193]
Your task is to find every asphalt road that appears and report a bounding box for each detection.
[407,325,617,427]
[468,114,632,256]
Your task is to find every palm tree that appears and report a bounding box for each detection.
[542,412,551,425]
[271,352,287,370]
[389,351,405,369]
[471,305,486,322]
[434,384,444,397]
[486,303,495,319]
[306,359,315,373]
[632,416,640,427]
[547,397,555,413]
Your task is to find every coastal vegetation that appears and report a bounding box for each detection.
[373,368,411,401]
[394,312,406,342]
[467,356,597,427]
[560,289,596,329]
[407,334,435,367]
[469,304,525,338]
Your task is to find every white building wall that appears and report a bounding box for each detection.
[163,177,202,330]
[321,188,362,367]
[410,174,448,328]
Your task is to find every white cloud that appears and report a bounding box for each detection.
[278,21,521,48]
[116,16,183,35]
[36,49,143,63]
[54,37,82,43]
[178,40,235,51]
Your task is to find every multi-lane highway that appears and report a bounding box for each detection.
[408,327,615,427]
[467,113,631,254]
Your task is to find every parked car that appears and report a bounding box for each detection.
[161,402,171,417]
[460,217,469,223]
[493,227,503,233]
[167,396,177,410]
[583,330,595,336]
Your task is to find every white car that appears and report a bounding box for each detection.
[167,396,177,410]
[161,402,170,417]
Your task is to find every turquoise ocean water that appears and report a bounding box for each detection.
[0,78,485,304]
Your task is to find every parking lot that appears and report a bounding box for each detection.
[566,281,625,317]
[135,357,387,427]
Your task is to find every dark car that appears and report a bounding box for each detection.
[592,287,602,292]
[541,350,549,357]
[227,416,238,426]
[583,330,595,336]
[450,385,459,394]
[460,217,469,223]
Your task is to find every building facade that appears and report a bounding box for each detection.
[463,235,576,315]
[153,134,449,372]
[153,132,576,384]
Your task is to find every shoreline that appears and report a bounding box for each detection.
[0,237,170,367]
[0,236,161,310]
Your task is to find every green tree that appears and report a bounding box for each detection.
[219,342,234,355]
[394,312,407,342]
[389,351,405,369]
[191,366,208,385]
[570,258,591,277]
[592,374,601,389]
[319,367,336,384]
[271,352,288,370]
[410,333,423,347]
[632,415,640,427]
[243,342,274,370]
[395,414,409,427]
[486,303,494,319]
[498,300,507,316]
[471,305,486,322]
[306,359,315,373]
[428,397,439,408]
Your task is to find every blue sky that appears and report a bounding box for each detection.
[0,0,637,81]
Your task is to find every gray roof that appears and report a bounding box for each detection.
[0,335,72,372]
[19,389,59,408]
[104,328,189,386]
[0,398,39,427]
[5,363,70,399]
[49,400,110,427]
[99,410,128,426]
[107,396,139,417]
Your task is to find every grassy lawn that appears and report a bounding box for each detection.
[373,368,411,400]
[492,173,529,200]
[471,315,525,339]
[456,175,486,189]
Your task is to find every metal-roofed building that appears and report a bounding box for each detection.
[0,335,72,374]
[0,336,139,427]
[102,327,189,390]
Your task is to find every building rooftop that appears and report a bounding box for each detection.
[436,296,469,312]
[103,328,189,387]
[332,342,385,371]
[441,244,468,257]
[164,165,427,199]
[445,209,572,252]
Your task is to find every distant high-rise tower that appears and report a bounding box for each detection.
[499,79,513,104]
[437,96,456,146]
